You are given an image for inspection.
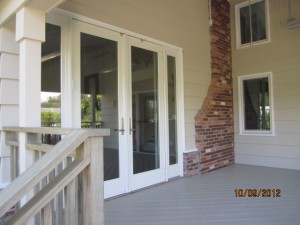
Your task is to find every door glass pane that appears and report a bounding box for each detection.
[41,23,61,128]
[80,33,119,181]
[167,56,177,165]
[132,46,160,174]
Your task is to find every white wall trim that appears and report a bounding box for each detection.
[237,71,275,136]
[236,153,300,170]
[183,148,198,154]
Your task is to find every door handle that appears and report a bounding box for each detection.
[114,128,125,134]
[129,118,136,135]
[114,118,125,135]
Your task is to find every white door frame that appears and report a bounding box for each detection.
[47,11,185,198]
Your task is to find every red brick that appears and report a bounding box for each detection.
[184,0,234,175]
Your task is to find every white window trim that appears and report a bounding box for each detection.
[238,72,275,136]
[235,0,271,49]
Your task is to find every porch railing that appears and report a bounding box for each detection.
[0,127,110,225]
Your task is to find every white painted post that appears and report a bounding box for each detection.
[16,6,45,173]
[16,7,45,215]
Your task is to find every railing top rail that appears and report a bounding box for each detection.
[3,127,73,135]
[2,126,110,136]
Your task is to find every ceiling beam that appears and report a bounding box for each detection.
[0,0,29,26]
[0,0,65,26]
[27,0,66,14]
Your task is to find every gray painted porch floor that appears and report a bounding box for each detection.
[104,164,300,225]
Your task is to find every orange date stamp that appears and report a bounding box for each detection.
[235,189,281,198]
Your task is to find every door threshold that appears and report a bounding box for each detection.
[105,176,182,201]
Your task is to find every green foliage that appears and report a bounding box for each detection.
[41,94,102,127]
[41,94,61,127]
[41,95,61,108]
[81,95,102,123]
[41,111,61,127]
[81,95,91,122]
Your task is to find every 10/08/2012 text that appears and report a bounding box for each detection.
[235,189,281,197]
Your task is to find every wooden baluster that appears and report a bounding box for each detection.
[41,204,52,225]
[49,169,56,224]
[38,151,47,225]
[56,162,64,225]
[34,151,42,225]
[64,157,76,225]
[76,144,85,225]
[6,131,18,182]
[74,175,79,225]
[10,146,18,182]
[5,131,20,212]
[41,168,55,225]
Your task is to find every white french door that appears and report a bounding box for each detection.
[72,20,127,198]
[128,37,166,190]
[71,20,181,198]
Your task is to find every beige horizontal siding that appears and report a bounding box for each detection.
[0,80,19,105]
[184,82,209,99]
[275,121,300,132]
[275,109,300,121]
[231,0,300,170]
[184,96,204,110]
[273,83,300,96]
[183,70,211,85]
[184,136,198,150]
[0,53,19,79]
[184,109,198,124]
[235,133,300,146]
[236,143,300,157]
[184,56,211,74]
[185,122,197,136]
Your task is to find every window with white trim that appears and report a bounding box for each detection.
[238,72,274,135]
[235,0,270,48]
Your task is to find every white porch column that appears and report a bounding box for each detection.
[16,7,45,173]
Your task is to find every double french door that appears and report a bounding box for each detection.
[72,20,179,198]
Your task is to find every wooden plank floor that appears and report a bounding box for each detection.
[105,164,300,225]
